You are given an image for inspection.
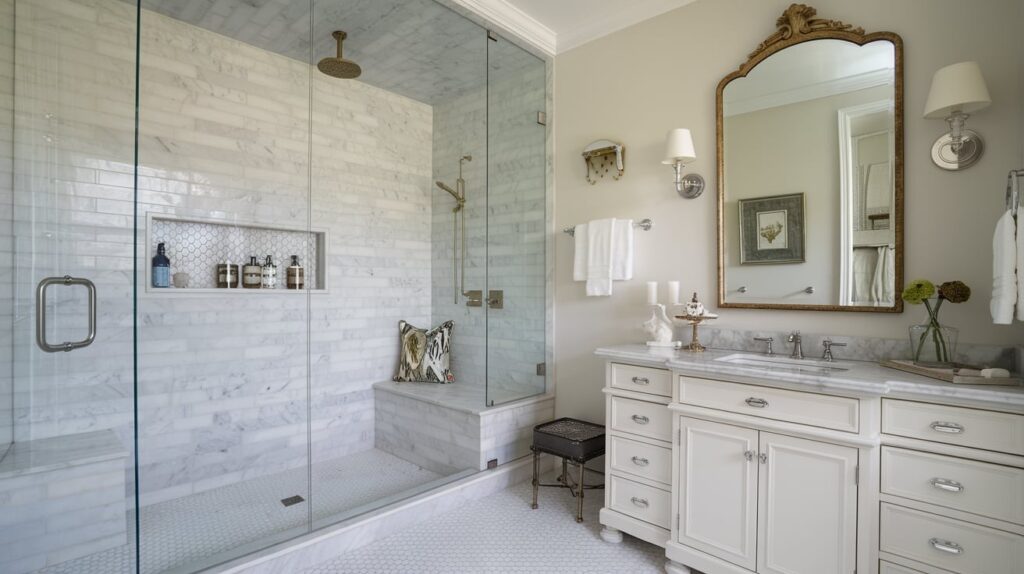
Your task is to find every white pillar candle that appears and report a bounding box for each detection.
[646,281,658,305]
[668,281,680,306]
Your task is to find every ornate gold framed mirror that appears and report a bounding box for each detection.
[717,4,904,312]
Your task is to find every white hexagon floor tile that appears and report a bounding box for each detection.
[300,474,668,574]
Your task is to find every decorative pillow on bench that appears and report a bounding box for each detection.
[394,320,455,383]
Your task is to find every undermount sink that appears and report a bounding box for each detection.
[715,353,850,374]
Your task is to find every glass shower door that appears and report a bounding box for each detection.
[485,34,547,406]
[2,0,139,573]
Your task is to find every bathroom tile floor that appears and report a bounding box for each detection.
[35,449,462,574]
[301,472,669,574]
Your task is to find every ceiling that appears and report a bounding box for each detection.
[494,0,697,54]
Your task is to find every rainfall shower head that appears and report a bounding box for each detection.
[318,31,362,79]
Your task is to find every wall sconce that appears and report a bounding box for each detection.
[924,61,991,170]
[662,128,705,198]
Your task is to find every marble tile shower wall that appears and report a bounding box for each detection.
[0,0,12,454]
[430,62,546,403]
[134,11,433,503]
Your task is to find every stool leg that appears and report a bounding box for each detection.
[531,449,539,510]
[576,461,585,523]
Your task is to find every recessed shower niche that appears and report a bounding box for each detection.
[146,214,328,293]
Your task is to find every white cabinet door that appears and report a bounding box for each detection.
[757,432,858,574]
[677,417,759,570]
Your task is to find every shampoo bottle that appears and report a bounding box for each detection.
[261,255,277,289]
[152,242,170,288]
[243,256,262,289]
[287,255,305,290]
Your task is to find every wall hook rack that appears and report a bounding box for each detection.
[582,140,624,184]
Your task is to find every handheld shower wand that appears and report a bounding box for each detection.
[436,155,472,303]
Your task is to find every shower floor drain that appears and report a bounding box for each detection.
[280,495,305,507]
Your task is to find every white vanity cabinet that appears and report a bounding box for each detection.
[669,378,861,574]
[599,362,675,547]
[596,345,1024,574]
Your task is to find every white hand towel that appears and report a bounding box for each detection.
[991,210,1017,324]
[572,223,589,281]
[586,218,616,296]
[1017,210,1024,321]
[611,218,634,281]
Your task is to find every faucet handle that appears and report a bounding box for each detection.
[753,337,774,356]
[787,330,801,342]
[822,339,847,362]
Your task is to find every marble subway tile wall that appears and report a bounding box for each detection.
[0,0,13,454]
[10,0,137,446]
[430,49,546,405]
[134,9,434,504]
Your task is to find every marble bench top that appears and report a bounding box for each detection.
[0,429,128,479]
[596,344,1024,411]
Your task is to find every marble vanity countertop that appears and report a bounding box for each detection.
[595,344,1024,411]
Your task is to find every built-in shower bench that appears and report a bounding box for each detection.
[0,429,128,573]
[373,381,554,475]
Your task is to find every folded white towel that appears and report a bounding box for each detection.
[991,210,1017,324]
[586,218,615,296]
[611,218,634,281]
[572,223,589,282]
[1017,210,1024,321]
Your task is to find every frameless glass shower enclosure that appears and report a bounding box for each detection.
[1,0,547,572]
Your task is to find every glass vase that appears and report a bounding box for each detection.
[909,323,958,367]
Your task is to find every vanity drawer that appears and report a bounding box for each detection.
[881,447,1024,525]
[608,434,672,485]
[879,562,924,574]
[882,399,1024,456]
[610,396,672,442]
[678,376,859,433]
[880,503,1024,574]
[608,473,671,529]
[610,363,672,397]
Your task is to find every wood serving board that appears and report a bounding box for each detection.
[880,360,1023,386]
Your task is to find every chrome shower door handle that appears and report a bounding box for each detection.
[36,275,96,353]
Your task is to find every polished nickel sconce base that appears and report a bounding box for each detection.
[676,173,706,199]
[930,129,983,171]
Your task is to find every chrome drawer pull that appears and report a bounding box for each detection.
[930,421,964,434]
[630,496,649,508]
[631,456,650,467]
[631,376,650,385]
[929,538,964,555]
[930,478,965,493]
[745,397,769,408]
[631,414,650,425]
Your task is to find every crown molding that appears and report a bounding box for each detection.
[724,69,895,117]
[556,0,697,53]
[451,0,557,56]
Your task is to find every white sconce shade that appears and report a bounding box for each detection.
[923,61,991,118]
[662,128,697,165]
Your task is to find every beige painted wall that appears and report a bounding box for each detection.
[553,0,1024,423]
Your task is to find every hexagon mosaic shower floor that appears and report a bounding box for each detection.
[300,475,669,574]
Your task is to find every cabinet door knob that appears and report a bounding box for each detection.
[631,456,650,466]
[631,376,650,385]
[630,496,649,508]
[930,421,964,434]
[930,478,965,493]
[631,414,650,425]
[758,453,768,464]
[745,397,769,408]
[744,450,755,462]
[929,538,964,555]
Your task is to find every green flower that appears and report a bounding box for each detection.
[901,279,935,304]
[938,280,971,303]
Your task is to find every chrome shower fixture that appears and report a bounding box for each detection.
[436,155,473,303]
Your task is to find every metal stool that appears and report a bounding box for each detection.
[530,417,605,523]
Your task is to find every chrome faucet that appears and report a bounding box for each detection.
[753,337,774,356]
[787,331,803,359]
[821,339,847,362]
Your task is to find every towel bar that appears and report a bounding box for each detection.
[563,218,653,237]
